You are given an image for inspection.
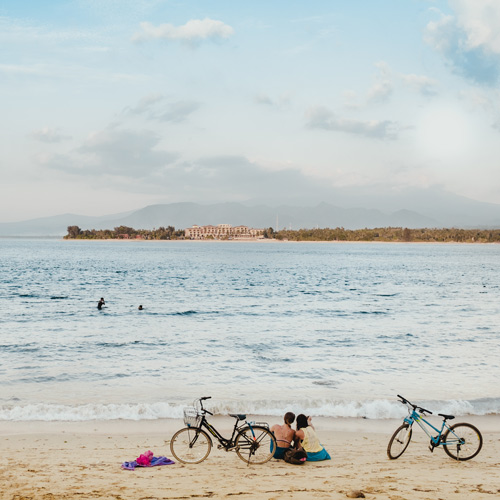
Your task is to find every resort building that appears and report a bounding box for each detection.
[185,224,264,240]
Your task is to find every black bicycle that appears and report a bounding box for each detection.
[170,397,277,464]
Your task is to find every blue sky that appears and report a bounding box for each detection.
[2,0,500,222]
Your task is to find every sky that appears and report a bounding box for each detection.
[2,0,500,223]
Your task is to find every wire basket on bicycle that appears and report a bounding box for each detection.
[183,407,201,427]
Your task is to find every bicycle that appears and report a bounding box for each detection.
[387,395,483,461]
[169,396,277,465]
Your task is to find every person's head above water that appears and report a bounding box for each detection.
[138,305,143,310]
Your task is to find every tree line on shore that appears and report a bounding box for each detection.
[65,225,184,240]
[267,227,500,242]
[65,225,500,243]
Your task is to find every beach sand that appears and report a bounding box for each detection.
[1,416,499,500]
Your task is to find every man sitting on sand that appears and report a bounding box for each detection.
[271,412,296,459]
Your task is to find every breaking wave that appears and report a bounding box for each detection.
[1,397,499,422]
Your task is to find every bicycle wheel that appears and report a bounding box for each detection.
[235,426,276,464]
[170,427,212,464]
[387,423,412,459]
[442,423,483,461]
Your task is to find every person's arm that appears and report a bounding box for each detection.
[294,429,304,450]
[307,416,315,430]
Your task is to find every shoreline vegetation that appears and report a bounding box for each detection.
[64,225,500,243]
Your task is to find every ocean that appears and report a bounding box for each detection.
[0,238,499,421]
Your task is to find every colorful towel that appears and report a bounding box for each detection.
[121,455,175,470]
[137,450,154,466]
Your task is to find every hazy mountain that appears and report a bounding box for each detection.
[1,187,500,237]
[0,211,134,237]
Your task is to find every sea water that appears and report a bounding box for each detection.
[0,239,499,421]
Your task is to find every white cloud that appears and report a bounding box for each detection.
[122,95,201,123]
[0,63,45,76]
[450,0,500,53]
[367,62,394,104]
[30,127,71,143]
[342,90,360,109]
[124,93,164,115]
[458,88,491,110]
[425,1,500,84]
[400,74,439,96]
[159,155,337,204]
[45,129,178,178]
[254,92,291,110]
[343,62,396,109]
[255,93,274,106]
[306,106,397,139]
[132,18,234,44]
[367,80,394,104]
[155,100,201,122]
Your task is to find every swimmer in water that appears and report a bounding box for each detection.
[97,297,105,310]
[138,305,143,310]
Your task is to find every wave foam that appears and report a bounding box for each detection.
[1,397,499,422]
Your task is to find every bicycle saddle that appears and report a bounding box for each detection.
[438,413,455,420]
[229,413,247,420]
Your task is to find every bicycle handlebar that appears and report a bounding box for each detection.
[198,396,213,415]
[397,394,432,415]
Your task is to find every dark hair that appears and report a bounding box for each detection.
[284,412,295,425]
[296,414,308,430]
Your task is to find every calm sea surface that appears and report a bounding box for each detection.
[0,239,499,421]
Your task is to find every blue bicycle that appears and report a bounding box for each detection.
[387,395,483,461]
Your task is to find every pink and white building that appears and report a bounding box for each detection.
[185,224,264,240]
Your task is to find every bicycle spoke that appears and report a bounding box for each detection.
[387,424,412,459]
[443,423,483,461]
[235,426,276,464]
[170,427,212,464]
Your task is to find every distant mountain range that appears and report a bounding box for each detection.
[2,189,500,237]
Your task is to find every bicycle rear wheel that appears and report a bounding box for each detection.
[442,423,483,461]
[387,423,412,459]
[170,427,212,464]
[235,426,276,464]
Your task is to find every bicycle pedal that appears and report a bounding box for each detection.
[428,445,434,453]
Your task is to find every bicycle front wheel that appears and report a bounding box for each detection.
[235,426,276,464]
[442,423,483,461]
[387,423,412,459]
[170,427,212,464]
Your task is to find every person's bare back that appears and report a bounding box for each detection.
[271,411,296,452]
[271,422,295,447]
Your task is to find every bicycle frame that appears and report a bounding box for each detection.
[190,405,264,451]
[388,394,483,462]
[402,402,462,448]
[197,414,247,449]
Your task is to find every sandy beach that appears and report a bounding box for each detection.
[1,415,498,500]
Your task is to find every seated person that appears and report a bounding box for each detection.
[295,414,331,461]
[270,412,296,459]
